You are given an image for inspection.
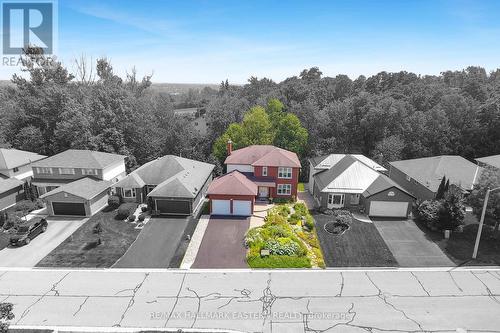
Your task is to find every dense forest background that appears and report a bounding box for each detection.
[0,50,499,179]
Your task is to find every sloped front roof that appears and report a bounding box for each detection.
[225,145,301,168]
[311,154,387,172]
[115,155,215,199]
[0,178,23,193]
[32,149,125,169]
[0,148,46,170]
[40,177,111,200]
[390,155,481,192]
[476,155,500,169]
[363,174,415,198]
[207,171,258,196]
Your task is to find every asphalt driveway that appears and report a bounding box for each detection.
[192,217,249,268]
[372,218,455,267]
[113,216,191,268]
[0,217,87,267]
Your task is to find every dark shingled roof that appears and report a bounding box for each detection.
[476,154,500,170]
[40,177,111,200]
[363,174,415,198]
[32,149,125,169]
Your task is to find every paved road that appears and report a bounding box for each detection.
[0,218,87,267]
[372,219,455,267]
[192,217,249,268]
[1,268,500,332]
[113,217,191,268]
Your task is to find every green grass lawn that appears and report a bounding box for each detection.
[37,204,140,268]
[440,224,500,265]
[314,213,398,267]
[297,183,305,192]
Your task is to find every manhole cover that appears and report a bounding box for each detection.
[324,221,350,235]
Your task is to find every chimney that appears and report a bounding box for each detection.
[227,140,233,155]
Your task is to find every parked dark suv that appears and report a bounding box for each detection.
[9,218,48,246]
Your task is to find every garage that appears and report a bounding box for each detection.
[233,200,252,216]
[369,201,409,218]
[52,202,86,216]
[155,199,191,215]
[212,199,231,215]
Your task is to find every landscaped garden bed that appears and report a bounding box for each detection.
[37,202,140,268]
[245,202,325,268]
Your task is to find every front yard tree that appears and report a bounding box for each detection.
[438,186,465,230]
[468,166,500,233]
[0,302,14,333]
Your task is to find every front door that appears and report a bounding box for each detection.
[258,186,269,198]
[327,193,345,209]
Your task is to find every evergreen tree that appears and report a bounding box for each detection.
[436,176,447,200]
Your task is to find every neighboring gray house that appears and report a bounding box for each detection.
[40,178,111,217]
[31,149,126,196]
[389,155,482,201]
[0,178,24,211]
[309,154,415,218]
[113,155,214,216]
[476,154,500,170]
[0,148,46,180]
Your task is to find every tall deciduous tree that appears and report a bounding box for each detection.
[468,167,500,232]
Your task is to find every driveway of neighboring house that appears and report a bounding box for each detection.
[372,218,455,267]
[192,217,249,268]
[113,216,191,268]
[0,217,87,267]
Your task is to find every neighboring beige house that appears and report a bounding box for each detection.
[31,149,126,196]
[0,148,46,180]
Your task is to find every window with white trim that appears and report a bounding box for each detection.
[37,167,52,174]
[13,167,19,173]
[277,184,291,195]
[123,188,136,198]
[82,168,98,176]
[278,167,292,179]
[262,166,268,176]
[59,168,75,175]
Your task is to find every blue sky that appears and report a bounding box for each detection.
[2,0,500,83]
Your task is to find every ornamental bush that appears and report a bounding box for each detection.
[417,200,441,229]
[13,200,35,213]
[264,237,303,256]
[138,213,146,222]
[108,195,120,209]
[117,206,132,219]
[128,214,136,222]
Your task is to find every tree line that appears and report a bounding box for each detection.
[1,49,499,178]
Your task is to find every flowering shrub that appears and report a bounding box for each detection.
[264,237,304,256]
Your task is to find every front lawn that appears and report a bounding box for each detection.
[314,213,398,267]
[37,203,140,268]
[437,224,500,265]
[245,202,325,269]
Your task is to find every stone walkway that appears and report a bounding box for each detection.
[180,215,210,269]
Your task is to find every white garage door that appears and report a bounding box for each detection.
[369,201,408,217]
[232,200,252,216]
[212,200,230,215]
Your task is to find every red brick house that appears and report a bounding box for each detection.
[207,143,301,216]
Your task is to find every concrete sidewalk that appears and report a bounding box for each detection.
[1,267,500,332]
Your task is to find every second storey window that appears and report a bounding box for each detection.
[37,167,52,174]
[82,168,98,176]
[262,166,268,176]
[278,167,292,179]
[59,168,75,175]
[123,188,136,198]
[13,167,19,173]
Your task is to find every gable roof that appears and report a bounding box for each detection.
[311,154,413,198]
[363,174,415,198]
[32,150,125,169]
[389,155,482,192]
[476,155,500,169]
[115,155,215,199]
[0,148,46,170]
[40,177,111,200]
[225,145,301,168]
[314,155,381,193]
[207,170,258,196]
[0,178,23,193]
[310,154,387,172]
